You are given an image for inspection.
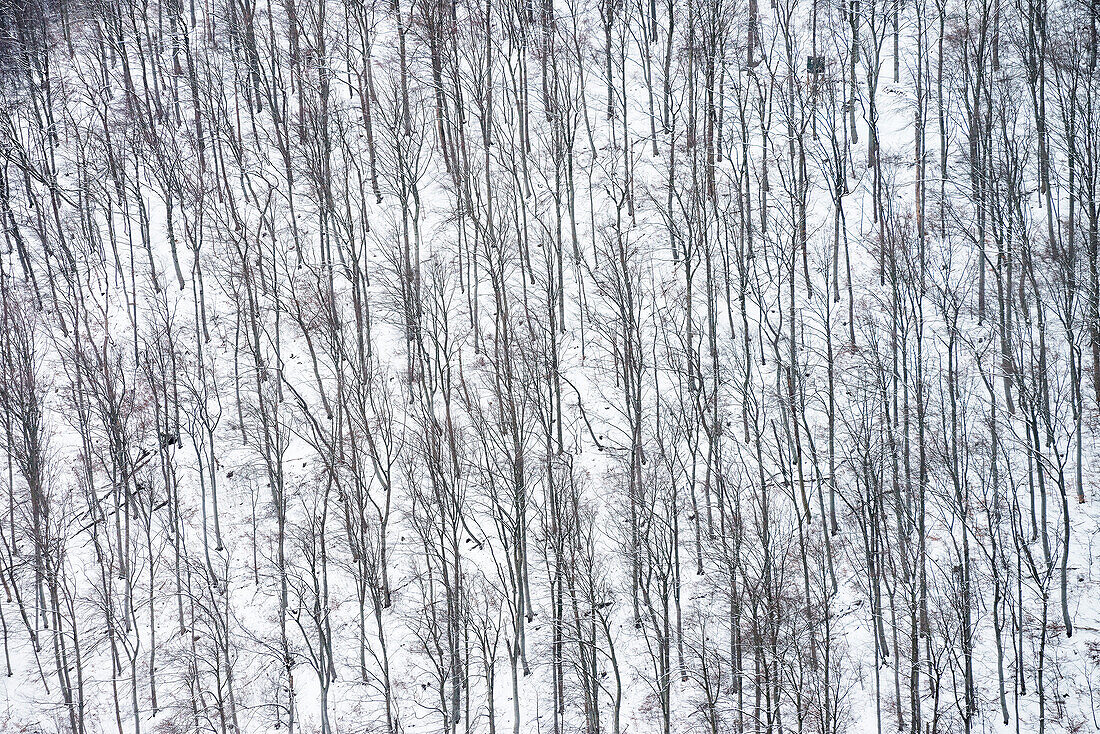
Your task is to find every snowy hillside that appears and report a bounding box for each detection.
[0,0,1098,731]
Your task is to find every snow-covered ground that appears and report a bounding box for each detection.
[0,0,1098,731]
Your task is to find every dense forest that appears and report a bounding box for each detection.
[0,0,1098,731]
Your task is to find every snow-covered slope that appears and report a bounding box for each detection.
[0,0,1098,731]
